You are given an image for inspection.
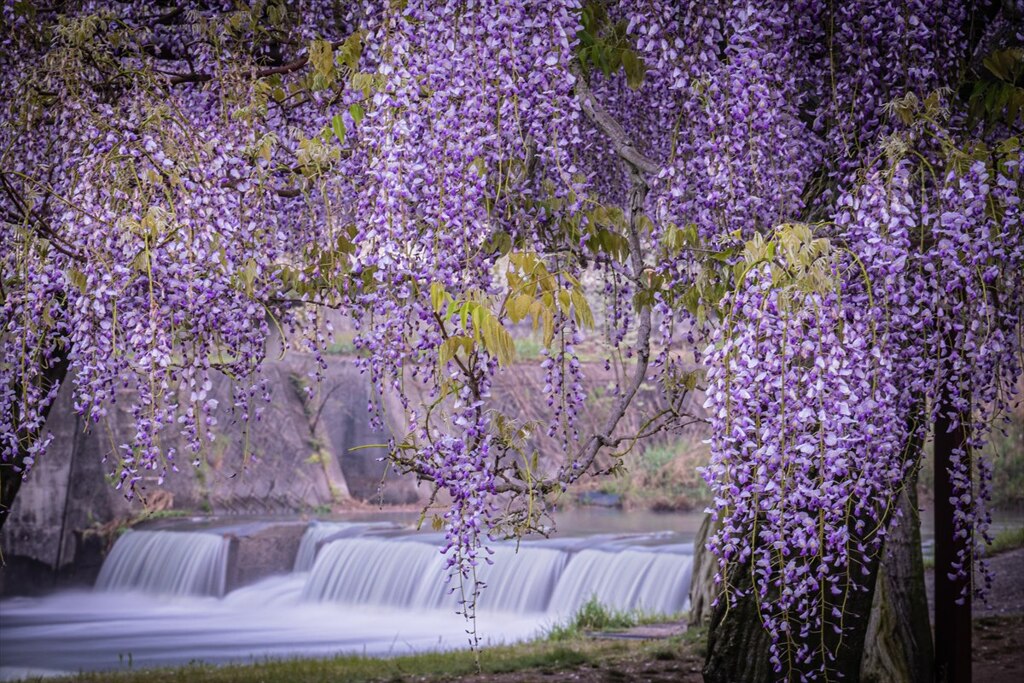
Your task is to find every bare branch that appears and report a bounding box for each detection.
[574,71,661,177]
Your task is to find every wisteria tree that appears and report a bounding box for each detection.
[2,1,1022,681]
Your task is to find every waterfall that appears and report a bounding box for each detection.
[476,544,568,613]
[95,530,231,597]
[5,521,701,678]
[547,548,693,616]
[293,521,403,572]
[93,524,691,618]
[300,535,690,617]
[294,522,355,572]
[302,538,448,608]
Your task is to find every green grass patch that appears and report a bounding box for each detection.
[987,526,1024,556]
[36,634,693,683]
[513,336,544,361]
[546,597,680,641]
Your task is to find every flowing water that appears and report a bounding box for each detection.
[95,530,231,597]
[0,518,694,680]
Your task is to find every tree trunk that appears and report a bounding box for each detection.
[860,479,934,682]
[702,563,776,683]
[688,512,717,627]
[697,484,933,682]
[0,345,71,532]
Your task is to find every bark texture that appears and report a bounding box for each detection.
[934,396,972,683]
[860,481,934,682]
[688,512,717,627]
[702,566,776,683]
[696,505,929,682]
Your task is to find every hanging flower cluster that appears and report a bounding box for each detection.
[703,234,910,673]
[0,2,342,488]
[3,2,1022,676]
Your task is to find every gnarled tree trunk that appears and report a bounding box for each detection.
[692,472,933,682]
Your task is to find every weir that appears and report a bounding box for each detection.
[95,530,231,597]
[0,521,696,678]
[301,533,692,615]
[295,522,361,572]
[548,548,692,616]
[91,524,693,616]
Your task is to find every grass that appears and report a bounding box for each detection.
[37,644,586,683]
[513,336,544,360]
[36,634,696,683]
[33,601,694,683]
[987,526,1024,556]
[546,597,660,640]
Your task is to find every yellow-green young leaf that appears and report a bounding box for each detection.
[338,31,364,71]
[67,268,87,292]
[621,49,645,89]
[481,315,515,366]
[681,284,700,316]
[529,301,555,345]
[682,369,704,391]
[430,282,448,313]
[471,304,486,342]
[351,72,376,97]
[509,294,533,323]
[431,515,444,531]
[309,39,336,82]
[571,290,595,328]
[506,269,523,292]
[349,103,365,124]
[557,289,571,312]
[132,251,150,272]
[486,231,512,255]
[439,335,473,366]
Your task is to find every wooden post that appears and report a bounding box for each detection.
[933,401,972,683]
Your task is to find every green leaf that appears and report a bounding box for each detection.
[331,114,346,143]
[622,49,645,89]
[349,103,365,125]
[430,282,447,313]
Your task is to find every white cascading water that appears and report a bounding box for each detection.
[547,548,692,616]
[302,537,448,608]
[302,538,572,613]
[476,543,569,613]
[0,520,694,681]
[94,529,231,597]
[293,521,406,571]
[294,521,369,571]
[302,535,691,616]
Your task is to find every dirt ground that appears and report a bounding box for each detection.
[454,647,706,683]
[967,548,1024,683]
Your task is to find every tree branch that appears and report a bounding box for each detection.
[495,71,662,497]
[574,71,661,176]
[165,39,348,87]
